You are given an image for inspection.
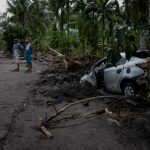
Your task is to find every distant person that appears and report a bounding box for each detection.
[25,39,32,72]
[12,39,21,71]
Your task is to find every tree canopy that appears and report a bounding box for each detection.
[0,0,149,56]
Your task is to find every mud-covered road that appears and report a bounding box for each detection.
[0,58,48,150]
[0,58,150,150]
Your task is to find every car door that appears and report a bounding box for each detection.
[104,57,126,91]
[80,57,107,87]
[94,58,107,88]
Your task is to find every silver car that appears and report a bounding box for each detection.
[80,51,150,96]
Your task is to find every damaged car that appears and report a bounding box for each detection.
[80,51,150,96]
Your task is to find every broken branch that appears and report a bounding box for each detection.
[48,46,83,72]
[48,46,64,57]
[45,95,117,124]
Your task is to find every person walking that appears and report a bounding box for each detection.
[25,39,32,72]
[12,39,21,71]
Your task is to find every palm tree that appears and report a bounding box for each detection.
[73,0,89,53]
[7,0,48,36]
[7,0,28,26]
[27,0,49,35]
[76,0,121,54]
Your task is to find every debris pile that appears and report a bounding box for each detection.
[107,96,150,114]
[37,47,98,72]
[106,96,150,144]
[104,96,150,125]
[35,54,100,102]
[34,50,150,145]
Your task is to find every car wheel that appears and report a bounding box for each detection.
[122,83,137,96]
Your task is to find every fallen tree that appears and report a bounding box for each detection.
[48,46,88,72]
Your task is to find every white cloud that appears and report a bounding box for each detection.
[0,0,7,13]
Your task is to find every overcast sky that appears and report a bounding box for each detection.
[0,0,7,13]
[0,0,123,13]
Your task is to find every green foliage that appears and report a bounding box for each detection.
[2,23,29,52]
[0,0,149,58]
[7,0,49,36]
[48,31,60,48]
[0,32,6,51]
[59,33,79,55]
[76,0,122,55]
[107,24,139,63]
[59,38,72,55]
[123,0,149,27]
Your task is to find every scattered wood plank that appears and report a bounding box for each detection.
[105,108,150,119]
[105,108,120,119]
[83,109,105,117]
[107,118,120,126]
[105,108,113,116]
[40,126,54,139]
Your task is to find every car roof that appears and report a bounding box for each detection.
[95,51,148,65]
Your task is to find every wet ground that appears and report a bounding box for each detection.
[0,57,150,150]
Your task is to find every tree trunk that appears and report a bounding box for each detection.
[139,29,149,50]
[102,11,105,56]
[139,0,150,50]
[147,0,150,95]
[149,0,150,25]
[67,0,70,38]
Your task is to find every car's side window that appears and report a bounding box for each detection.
[117,57,126,66]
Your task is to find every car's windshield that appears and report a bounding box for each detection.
[94,62,106,73]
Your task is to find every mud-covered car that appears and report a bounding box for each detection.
[80,51,150,96]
